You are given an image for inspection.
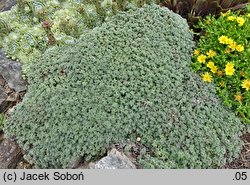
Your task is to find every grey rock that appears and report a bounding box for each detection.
[88,162,96,169]
[0,0,16,12]
[0,75,5,86]
[0,139,23,169]
[0,86,7,105]
[0,49,7,61]
[0,60,27,93]
[0,49,27,113]
[95,149,136,169]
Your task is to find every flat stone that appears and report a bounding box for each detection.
[0,139,23,169]
[0,0,16,12]
[94,149,136,169]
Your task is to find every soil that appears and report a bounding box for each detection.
[223,133,250,169]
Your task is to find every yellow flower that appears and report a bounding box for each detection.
[225,62,235,76]
[201,72,213,82]
[235,93,243,102]
[197,54,207,64]
[242,79,250,91]
[225,67,235,76]
[228,16,236,21]
[229,42,238,51]
[206,50,216,58]
[210,66,218,74]
[226,38,234,46]
[217,70,223,77]
[219,35,229,44]
[236,17,245,26]
[207,61,217,73]
[219,36,235,46]
[193,49,200,56]
[226,62,234,69]
[207,61,215,68]
[236,44,244,52]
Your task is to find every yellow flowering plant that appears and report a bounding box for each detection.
[192,5,250,124]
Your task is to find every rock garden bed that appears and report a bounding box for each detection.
[0,0,249,169]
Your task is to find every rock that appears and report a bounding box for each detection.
[88,162,96,169]
[0,57,27,93]
[0,86,7,105]
[0,49,27,113]
[0,49,7,61]
[0,0,16,12]
[94,149,136,169]
[0,139,23,169]
[0,75,5,86]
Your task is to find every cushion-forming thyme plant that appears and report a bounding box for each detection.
[4,5,244,168]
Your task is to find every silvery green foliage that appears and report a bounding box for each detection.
[4,5,243,168]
